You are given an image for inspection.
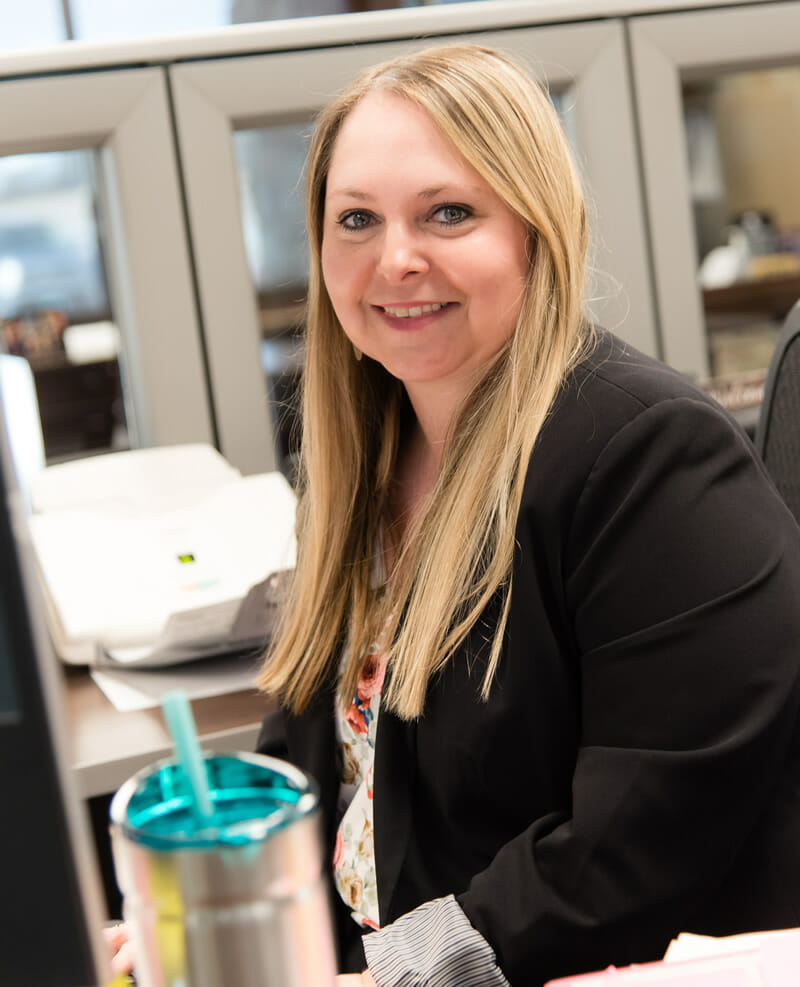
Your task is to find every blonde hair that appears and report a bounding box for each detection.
[257,43,592,719]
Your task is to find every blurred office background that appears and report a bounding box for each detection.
[2,0,800,476]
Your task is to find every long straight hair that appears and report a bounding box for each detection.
[257,44,592,719]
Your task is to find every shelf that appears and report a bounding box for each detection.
[703,274,800,320]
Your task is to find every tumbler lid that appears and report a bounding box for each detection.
[110,752,318,850]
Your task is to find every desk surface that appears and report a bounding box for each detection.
[64,666,275,798]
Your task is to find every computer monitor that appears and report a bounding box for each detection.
[0,396,111,985]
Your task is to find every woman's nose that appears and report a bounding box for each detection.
[376,224,429,282]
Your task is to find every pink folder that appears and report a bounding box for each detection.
[544,928,800,987]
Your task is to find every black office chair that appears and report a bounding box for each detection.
[755,298,800,523]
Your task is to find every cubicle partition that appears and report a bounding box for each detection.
[169,18,657,478]
[0,1,668,477]
[3,0,799,469]
[0,67,216,456]
[5,0,798,471]
[630,0,800,388]
[625,0,800,451]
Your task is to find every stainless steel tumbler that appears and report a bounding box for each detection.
[109,751,337,987]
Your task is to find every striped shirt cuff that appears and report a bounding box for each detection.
[362,894,510,987]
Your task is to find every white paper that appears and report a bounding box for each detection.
[102,598,242,667]
[90,653,261,712]
[664,928,796,962]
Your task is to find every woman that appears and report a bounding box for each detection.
[109,43,800,986]
[255,42,800,986]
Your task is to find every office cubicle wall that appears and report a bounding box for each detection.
[0,69,215,455]
[1,0,797,471]
[169,18,658,478]
[630,0,800,383]
[0,4,660,476]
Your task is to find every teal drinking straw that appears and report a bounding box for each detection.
[161,689,215,825]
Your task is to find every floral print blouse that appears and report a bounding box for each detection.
[333,630,389,931]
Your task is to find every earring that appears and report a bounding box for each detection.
[353,343,363,362]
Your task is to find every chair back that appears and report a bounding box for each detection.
[755,299,800,523]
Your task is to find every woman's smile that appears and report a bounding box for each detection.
[374,300,456,329]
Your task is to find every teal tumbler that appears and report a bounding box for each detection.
[109,752,337,987]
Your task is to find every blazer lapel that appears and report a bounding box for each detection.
[283,685,340,853]
[373,703,417,925]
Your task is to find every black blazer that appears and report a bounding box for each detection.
[258,330,800,985]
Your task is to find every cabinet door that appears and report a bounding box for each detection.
[0,68,214,459]
[631,0,800,423]
[171,19,655,476]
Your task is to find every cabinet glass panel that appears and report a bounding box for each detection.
[0,150,129,463]
[173,20,654,477]
[232,122,312,478]
[234,124,310,332]
[686,65,800,421]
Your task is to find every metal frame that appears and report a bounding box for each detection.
[630,0,800,379]
[0,67,215,452]
[171,19,658,473]
[0,0,781,79]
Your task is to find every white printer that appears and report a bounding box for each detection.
[27,444,296,666]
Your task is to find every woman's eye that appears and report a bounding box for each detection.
[338,210,374,231]
[432,204,471,225]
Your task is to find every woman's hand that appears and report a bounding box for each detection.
[103,923,135,975]
[105,924,376,984]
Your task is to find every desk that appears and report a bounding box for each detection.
[64,666,275,799]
